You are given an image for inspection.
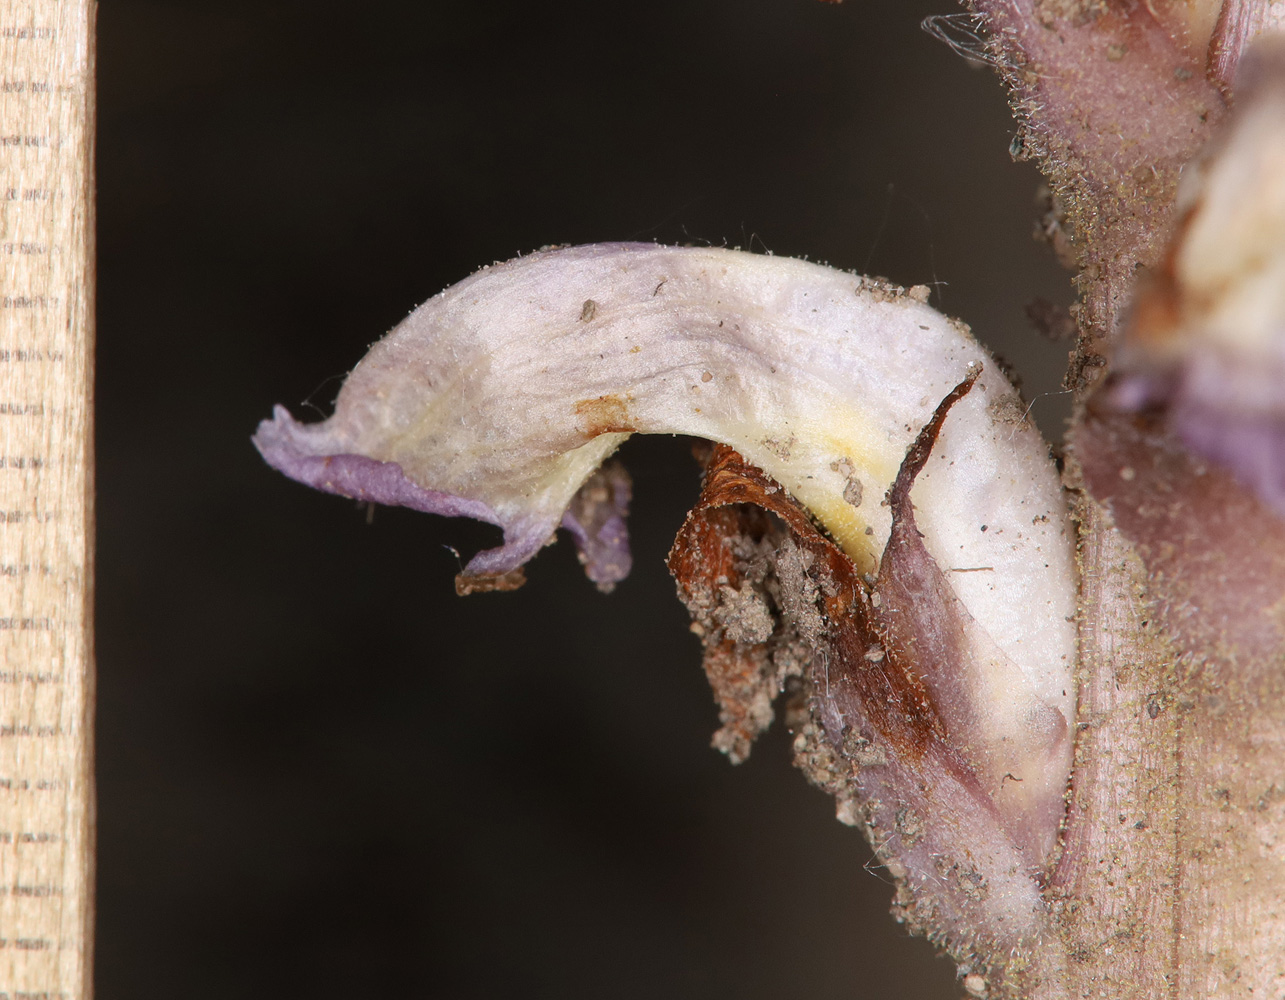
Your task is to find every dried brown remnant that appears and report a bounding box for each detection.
[670,441,949,758]
[672,372,997,774]
[667,497,802,763]
[670,374,1062,979]
[455,567,526,596]
[573,393,633,435]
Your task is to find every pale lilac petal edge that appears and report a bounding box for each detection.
[252,405,555,579]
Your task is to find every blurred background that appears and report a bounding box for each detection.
[96,1,1075,997]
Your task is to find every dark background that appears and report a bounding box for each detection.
[97,1,1074,997]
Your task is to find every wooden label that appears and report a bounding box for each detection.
[0,1,94,997]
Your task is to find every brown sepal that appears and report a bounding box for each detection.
[455,568,527,596]
[668,443,949,766]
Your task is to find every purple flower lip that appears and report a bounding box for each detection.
[254,405,502,523]
[253,405,535,579]
[255,403,634,587]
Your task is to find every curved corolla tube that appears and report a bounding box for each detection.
[253,242,1078,876]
